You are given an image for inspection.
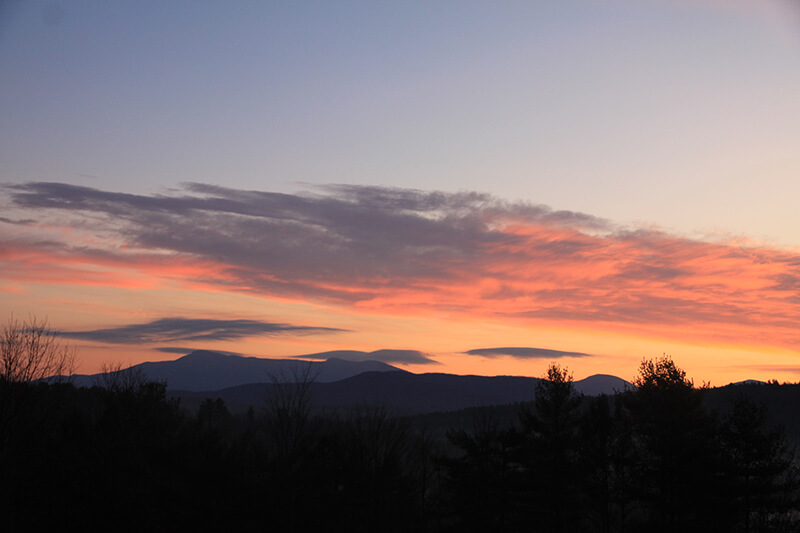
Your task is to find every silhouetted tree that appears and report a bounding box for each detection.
[406,424,444,531]
[624,355,720,532]
[337,406,415,532]
[444,407,515,532]
[577,394,615,533]
[263,362,316,463]
[0,315,76,383]
[196,397,233,435]
[608,390,638,531]
[515,362,584,532]
[262,362,319,532]
[0,316,78,531]
[0,316,77,450]
[95,360,148,392]
[721,393,798,532]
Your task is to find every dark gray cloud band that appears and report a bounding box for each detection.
[466,347,592,359]
[60,317,345,344]
[294,349,438,365]
[1,181,610,302]
[154,347,243,356]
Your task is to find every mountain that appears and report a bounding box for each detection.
[704,381,800,444]
[69,350,633,413]
[574,374,631,396]
[727,379,767,386]
[70,350,404,391]
[171,371,632,415]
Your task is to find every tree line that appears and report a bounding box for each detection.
[442,359,798,532]
[1,317,797,532]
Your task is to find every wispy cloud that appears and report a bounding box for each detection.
[294,349,439,365]
[465,347,592,359]
[749,366,800,376]
[154,347,243,356]
[2,182,800,352]
[60,317,345,344]
[0,216,35,225]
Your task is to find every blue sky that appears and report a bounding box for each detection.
[3,1,799,243]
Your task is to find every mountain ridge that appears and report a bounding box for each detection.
[169,367,633,415]
[67,350,641,415]
[69,350,406,391]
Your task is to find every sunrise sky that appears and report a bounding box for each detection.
[2,1,799,385]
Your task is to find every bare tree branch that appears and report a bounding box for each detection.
[1,315,77,383]
[95,361,149,393]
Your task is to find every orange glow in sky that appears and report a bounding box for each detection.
[1,1,799,386]
[2,182,799,385]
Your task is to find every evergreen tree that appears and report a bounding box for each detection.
[721,393,798,532]
[577,394,615,533]
[517,362,584,532]
[443,407,514,532]
[624,355,720,532]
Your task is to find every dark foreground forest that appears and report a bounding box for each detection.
[1,321,798,532]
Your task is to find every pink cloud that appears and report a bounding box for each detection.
[2,182,799,352]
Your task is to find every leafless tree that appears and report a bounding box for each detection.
[1,315,77,383]
[0,315,78,456]
[262,362,318,532]
[263,362,317,462]
[95,360,148,393]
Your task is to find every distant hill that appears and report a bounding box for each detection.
[171,371,633,415]
[574,374,631,396]
[70,350,405,391]
[704,382,800,444]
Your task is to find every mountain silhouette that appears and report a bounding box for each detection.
[69,350,634,414]
[573,373,631,395]
[70,350,405,391]
[171,370,633,415]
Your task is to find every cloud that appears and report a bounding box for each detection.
[294,349,439,365]
[60,317,345,344]
[3,181,800,352]
[154,347,243,356]
[750,366,800,376]
[465,347,592,359]
[0,216,35,225]
[154,347,199,354]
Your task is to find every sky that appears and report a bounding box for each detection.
[1,0,800,385]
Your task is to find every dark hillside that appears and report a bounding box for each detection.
[705,382,800,444]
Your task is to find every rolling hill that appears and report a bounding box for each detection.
[69,350,633,415]
[170,368,632,415]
